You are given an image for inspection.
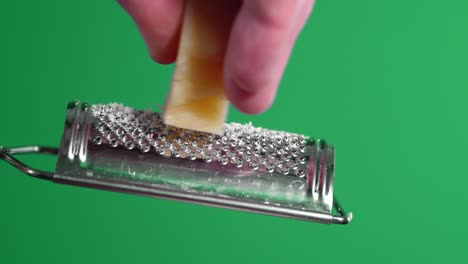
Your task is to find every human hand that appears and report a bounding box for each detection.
[118,0,315,114]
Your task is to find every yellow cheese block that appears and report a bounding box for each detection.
[164,0,238,134]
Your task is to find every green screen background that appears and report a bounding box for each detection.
[1,0,467,263]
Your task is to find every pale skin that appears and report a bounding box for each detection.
[118,0,315,114]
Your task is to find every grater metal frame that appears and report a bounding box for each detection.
[1,101,352,224]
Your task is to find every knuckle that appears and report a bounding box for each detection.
[247,0,299,29]
[230,65,268,93]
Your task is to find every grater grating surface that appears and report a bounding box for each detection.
[90,103,311,177]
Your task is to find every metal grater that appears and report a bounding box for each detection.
[1,101,352,224]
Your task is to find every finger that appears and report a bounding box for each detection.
[224,0,314,114]
[118,0,184,64]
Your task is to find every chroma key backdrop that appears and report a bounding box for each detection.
[1,1,467,263]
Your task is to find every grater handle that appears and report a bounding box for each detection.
[0,146,57,180]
